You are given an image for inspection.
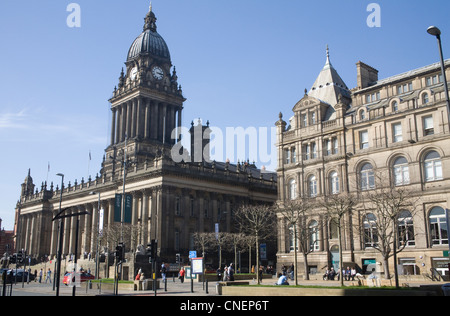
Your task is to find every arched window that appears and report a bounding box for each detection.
[359,109,366,121]
[424,151,443,182]
[398,210,415,246]
[360,163,375,191]
[422,93,429,105]
[363,213,378,248]
[393,157,410,186]
[309,220,319,252]
[429,207,448,246]
[392,100,399,112]
[308,175,317,197]
[329,218,339,239]
[330,171,339,194]
[288,179,297,200]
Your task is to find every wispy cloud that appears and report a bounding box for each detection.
[0,107,106,146]
[0,109,29,129]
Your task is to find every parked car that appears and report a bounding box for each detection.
[4,269,35,283]
[63,272,95,285]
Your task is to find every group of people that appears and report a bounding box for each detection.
[216,263,235,281]
[323,266,358,281]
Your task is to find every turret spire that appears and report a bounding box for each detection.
[144,2,157,31]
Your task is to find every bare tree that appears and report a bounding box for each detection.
[319,192,356,287]
[240,234,257,273]
[208,232,229,269]
[234,204,276,284]
[276,198,316,284]
[359,173,420,288]
[193,232,213,259]
[226,233,247,272]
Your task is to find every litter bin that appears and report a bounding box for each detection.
[442,284,450,296]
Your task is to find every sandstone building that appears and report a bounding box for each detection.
[13,7,276,278]
[276,48,450,279]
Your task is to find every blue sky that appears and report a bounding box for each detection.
[1,0,449,229]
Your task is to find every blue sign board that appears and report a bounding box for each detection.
[189,251,197,259]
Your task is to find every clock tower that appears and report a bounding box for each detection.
[104,5,185,175]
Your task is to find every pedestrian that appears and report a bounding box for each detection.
[34,269,37,282]
[223,266,228,281]
[344,267,351,281]
[351,267,357,281]
[161,262,167,282]
[46,268,52,283]
[216,267,222,281]
[179,267,185,283]
[228,263,235,281]
[276,273,289,286]
[38,269,43,283]
[329,267,336,280]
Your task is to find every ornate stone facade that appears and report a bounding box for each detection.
[276,49,450,279]
[14,7,277,277]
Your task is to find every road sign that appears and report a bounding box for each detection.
[189,251,197,259]
[191,258,204,275]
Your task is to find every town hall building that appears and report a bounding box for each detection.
[13,6,277,279]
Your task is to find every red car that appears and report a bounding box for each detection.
[63,272,95,285]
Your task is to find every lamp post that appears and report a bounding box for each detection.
[55,173,64,296]
[428,25,450,271]
[427,26,450,131]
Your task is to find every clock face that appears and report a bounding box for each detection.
[152,66,164,80]
[130,67,138,80]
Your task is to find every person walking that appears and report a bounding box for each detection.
[45,268,52,283]
[178,267,185,283]
[161,262,167,283]
[228,263,235,281]
[38,269,43,283]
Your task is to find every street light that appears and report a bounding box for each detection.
[427,26,450,131]
[428,25,450,265]
[55,173,64,296]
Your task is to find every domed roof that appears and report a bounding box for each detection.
[127,8,171,61]
[127,29,171,61]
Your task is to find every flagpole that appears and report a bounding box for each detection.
[88,150,91,179]
[46,162,50,184]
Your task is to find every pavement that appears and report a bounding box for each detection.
[2,277,219,297]
[3,276,448,296]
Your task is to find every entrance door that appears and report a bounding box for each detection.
[330,245,339,270]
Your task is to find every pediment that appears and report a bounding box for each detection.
[292,95,322,112]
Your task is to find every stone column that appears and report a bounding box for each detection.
[82,204,92,256]
[116,106,122,144]
[111,108,117,145]
[126,101,132,139]
[144,98,150,139]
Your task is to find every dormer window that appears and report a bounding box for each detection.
[365,92,380,104]
[359,109,366,121]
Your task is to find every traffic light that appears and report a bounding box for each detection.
[176,253,181,264]
[147,239,157,259]
[115,243,125,262]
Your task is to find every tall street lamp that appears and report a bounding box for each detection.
[428,25,450,268]
[427,26,450,130]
